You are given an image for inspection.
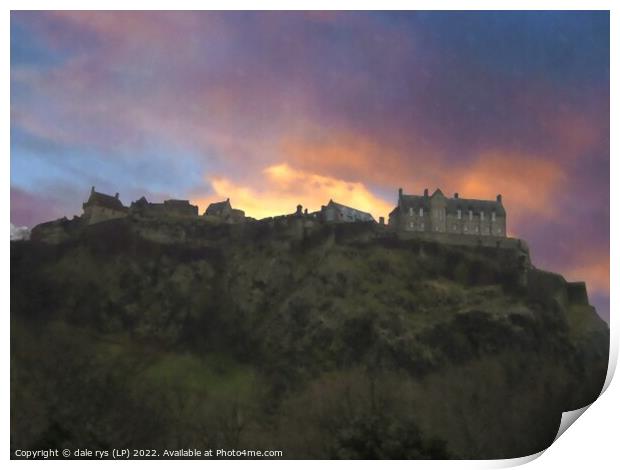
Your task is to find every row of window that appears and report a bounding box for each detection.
[406,221,504,236]
[408,207,497,221]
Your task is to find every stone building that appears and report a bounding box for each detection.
[319,199,375,223]
[388,188,506,237]
[82,187,128,224]
[204,198,245,223]
[130,197,198,217]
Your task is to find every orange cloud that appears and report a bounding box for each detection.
[560,249,610,296]
[278,131,453,192]
[455,151,567,224]
[193,163,393,220]
[549,113,603,159]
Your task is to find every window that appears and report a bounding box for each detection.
[480,212,485,221]
[464,226,468,232]
[492,211,496,221]
[457,209,462,219]
[409,221,414,229]
[469,210,473,220]
[420,222,425,230]
[409,207,413,216]
[419,208,423,217]
[475,226,479,233]
[452,225,456,231]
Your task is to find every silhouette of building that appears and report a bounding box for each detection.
[319,199,375,223]
[82,187,128,224]
[130,197,198,217]
[204,198,245,223]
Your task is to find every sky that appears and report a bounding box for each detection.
[10,11,610,321]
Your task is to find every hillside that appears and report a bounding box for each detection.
[11,216,609,459]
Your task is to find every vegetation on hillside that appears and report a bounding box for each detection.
[11,220,609,459]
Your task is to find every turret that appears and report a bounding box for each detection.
[454,192,459,199]
[424,188,429,197]
[115,192,119,199]
[497,194,502,203]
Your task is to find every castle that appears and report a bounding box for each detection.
[318,199,375,223]
[204,198,246,223]
[54,186,508,242]
[388,188,506,237]
[82,187,128,224]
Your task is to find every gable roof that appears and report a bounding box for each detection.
[398,190,505,216]
[84,191,126,211]
[399,195,431,211]
[205,199,232,215]
[326,200,375,221]
[447,197,505,216]
[164,199,194,208]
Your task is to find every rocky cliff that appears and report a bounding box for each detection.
[11,217,609,459]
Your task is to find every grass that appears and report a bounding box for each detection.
[140,351,256,399]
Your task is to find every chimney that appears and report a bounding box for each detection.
[90,186,95,195]
[304,208,308,215]
[454,192,459,199]
[424,188,429,197]
[379,216,385,225]
[296,204,303,215]
[398,188,403,199]
[115,192,119,199]
[497,194,502,203]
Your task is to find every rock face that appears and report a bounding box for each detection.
[11,218,609,459]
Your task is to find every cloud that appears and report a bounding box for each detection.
[278,130,450,191]
[558,249,610,296]
[10,185,81,227]
[10,223,31,241]
[455,151,567,225]
[193,163,393,220]
[10,11,609,318]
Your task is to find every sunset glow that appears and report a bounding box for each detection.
[10,11,609,319]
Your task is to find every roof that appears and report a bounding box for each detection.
[164,199,194,207]
[398,189,505,216]
[326,200,375,221]
[205,199,232,214]
[447,198,506,216]
[84,191,126,211]
[399,195,431,211]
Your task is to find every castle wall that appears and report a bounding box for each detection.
[205,205,232,218]
[395,230,528,254]
[398,209,430,232]
[134,203,198,218]
[429,196,447,233]
[397,209,506,237]
[84,206,127,225]
[567,282,589,306]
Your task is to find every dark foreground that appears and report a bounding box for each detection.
[11,218,609,459]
